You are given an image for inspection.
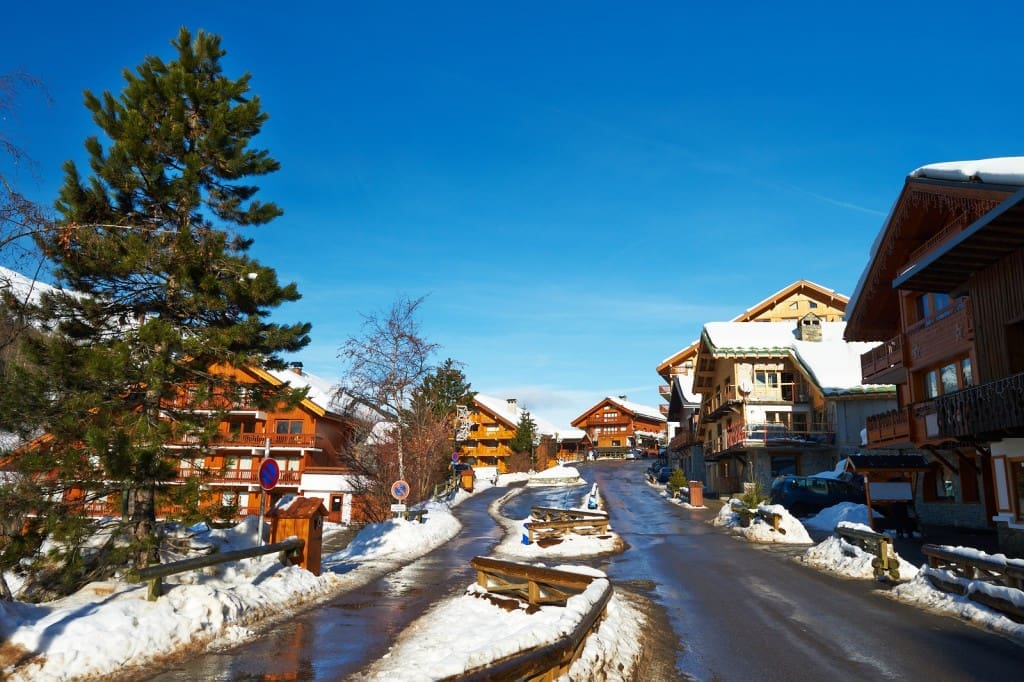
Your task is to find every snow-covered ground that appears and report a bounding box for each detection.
[0,469,641,681]
[3,469,1024,681]
[713,498,1024,641]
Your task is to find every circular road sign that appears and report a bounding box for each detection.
[259,458,280,492]
[452,451,459,462]
[391,479,410,501]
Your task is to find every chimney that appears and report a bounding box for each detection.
[618,395,627,401]
[797,313,822,342]
[506,398,518,410]
[289,361,304,375]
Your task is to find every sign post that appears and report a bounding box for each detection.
[390,479,410,517]
[257,440,280,546]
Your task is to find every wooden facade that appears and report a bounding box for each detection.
[691,316,894,495]
[571,396,665,456]
[36,363,376,526]
[657,281,849,482]
[459,395,586,473]
[845,160,1024,552]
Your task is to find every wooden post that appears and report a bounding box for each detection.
[862,474,875,531]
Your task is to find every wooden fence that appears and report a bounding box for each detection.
[835,524,900,581]
[922,544,1024,622]
[126,538,304,601]
[526,506,609,543]
[455,557,613,681]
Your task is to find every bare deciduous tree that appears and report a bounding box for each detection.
[337,295,439,490]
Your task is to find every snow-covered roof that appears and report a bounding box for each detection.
[604,396,666,423]
[473,394,585,439]
[702,321,893,395]
[264,366,389,423]
[910,157,1024,186]
[673,373,701,405]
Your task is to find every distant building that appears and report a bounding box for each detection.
[571,396,666,457]
[656,280,849,482]
[458,394,586,473]
[693,315,895,496]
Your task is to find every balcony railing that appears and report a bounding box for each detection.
[905,298,973,371]
[929,371,1024,441]
[168,432,318,448]
[865,407,912,447]
[860,335,906,385]
[659,384,671,398]
[176,466,302,485]
[724,423,834,450]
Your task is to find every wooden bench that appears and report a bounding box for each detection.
[403,509,428,524]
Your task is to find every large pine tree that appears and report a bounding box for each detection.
[4,28,310,575]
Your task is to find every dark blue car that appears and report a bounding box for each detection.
[768,475,865,517]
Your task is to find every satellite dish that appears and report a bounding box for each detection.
[738,379,753,394]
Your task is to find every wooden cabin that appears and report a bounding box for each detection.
[26,362,381,526]
[458,394,585,474]
[844,157,1024,553]
[692,315,896,496]
[571,396,666,457]
[657,280,849,482]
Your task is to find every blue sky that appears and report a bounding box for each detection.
[3,2,1022,428]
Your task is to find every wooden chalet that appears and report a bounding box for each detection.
[27,362,382,526]
[571,396,666,457]
[656,280,848,481]
[844,157,1024,554]
[693,314,896,496]
[459,395,586,474]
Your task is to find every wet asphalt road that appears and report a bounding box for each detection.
[143,461,1024,681]
[581,460,1024,681]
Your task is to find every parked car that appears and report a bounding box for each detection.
[768,475,865,517]
[656,467,673,484]
[624,449,637,460]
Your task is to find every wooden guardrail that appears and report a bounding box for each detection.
[530,506,608,522]
[525,507,610,544]
[455,557,613,682]
[730,501,784,533]
[835,524,899,581]
[126,538,305,601]
[922,544,1024,621]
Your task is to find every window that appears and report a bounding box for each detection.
[913,292,953,324]
[331,495,343,513]
[808,301,818,309]
[276,420,303,434]
[924,370,939,399]
[922,354,972,398]
[940,362,959,394]
[789,302,798,310]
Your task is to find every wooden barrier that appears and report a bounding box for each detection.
[835,525,899,581]
[730,502,784,533]
[526,517,609,543]
[530,506,608,523]
[470,555,596,606]
[922,544,1024,622]
[456,557,613,682]
[126,538,304,601]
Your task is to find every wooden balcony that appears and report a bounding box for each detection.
[724,423,834,450]
[929,371,1024,441]
[860,335,906,385]
[865,407,912,447]
[659,404,669,416]
[176,466,302,485]
[659,384,671,398]
[471,428,516,441]
[215,432,317,448]
[904,298,973,371]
